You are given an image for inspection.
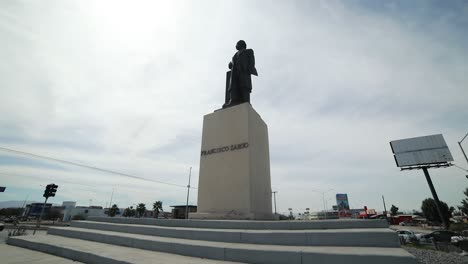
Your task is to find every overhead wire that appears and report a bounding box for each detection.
[453,164,468,173]
[0,147,196,189]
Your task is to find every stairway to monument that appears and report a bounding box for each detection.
[7,217,418,264]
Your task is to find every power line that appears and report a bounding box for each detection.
[453,164,468,172]
[0,147,196,189]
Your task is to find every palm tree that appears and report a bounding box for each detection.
[109,204,119,217]
[153,201,163,218]
[123,206,135,217]
[136,203,146,218]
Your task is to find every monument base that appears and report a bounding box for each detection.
[192,103,273,220]
[190,211,275,221]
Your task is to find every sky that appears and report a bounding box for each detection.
[0,0,467,215]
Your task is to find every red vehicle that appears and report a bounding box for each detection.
[391,215,413,225]
[358,208,376,219]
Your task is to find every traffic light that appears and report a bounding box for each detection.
[49,184,58,197]
[43,185,51,197]
[43,184,58,198]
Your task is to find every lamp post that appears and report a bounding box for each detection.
[272,191,278,215]
[107,188,115,217]
[311,189,334,219]
[185,167,192,220]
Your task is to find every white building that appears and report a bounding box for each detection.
[62,201,105,221]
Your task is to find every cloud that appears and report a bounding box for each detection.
[0,0,467,214]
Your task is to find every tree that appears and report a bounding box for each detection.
[153,201,163,218]
[421,198,450,228]
[460,188,468,215]
[136,203,146,218]
[390,205,399,216]
[123,206,135,217]
[278,214,290,220]
[109,204,119,217]
[449,206,456,218]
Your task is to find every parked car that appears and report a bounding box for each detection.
[399,221,415,226]
[421,230,459,243]
[450,230,468,245]
[0,223,4,231]
[3,217,18,223]
[396,230,423,243]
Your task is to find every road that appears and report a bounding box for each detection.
[390,224,440,234]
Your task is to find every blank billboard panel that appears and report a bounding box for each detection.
[390,134,453,167]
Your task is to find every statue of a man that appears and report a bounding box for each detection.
[223,40,258,108]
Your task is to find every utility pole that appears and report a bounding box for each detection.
[108,188,114,216]
[185,167,192,219]
[21,193,30,210]
[309,189,334,220]
[322,192,327,219]
[272,191,277,214]
[382,195,387,215]
[459,132,468,166]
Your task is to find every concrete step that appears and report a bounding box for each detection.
[42,226,418,263]
[0,243,83,264]
[87,217,388,230]
[7,234,242,264]
[71,221,400,247]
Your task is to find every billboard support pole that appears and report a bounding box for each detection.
[458,136,468,166]
[422,167,447,229]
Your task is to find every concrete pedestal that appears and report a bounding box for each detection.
[191,103,273,220]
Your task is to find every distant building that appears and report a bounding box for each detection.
[71,206,105,220]
[306,211,339,220]
[62,201,76,221]
[171,205,197,219]
[62,201,106,221]
[23,203,52,218]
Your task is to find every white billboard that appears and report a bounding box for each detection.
[390,134,453,167]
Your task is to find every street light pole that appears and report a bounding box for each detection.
[459,132,468,166]
[310,189,334,220]
[108,188,114,216]
[382,195,387,215]
[185,167,192,219]
[272,191,277,215]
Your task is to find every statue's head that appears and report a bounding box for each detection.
[236,40,247,50]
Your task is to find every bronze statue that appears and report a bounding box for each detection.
[223,40,258,108]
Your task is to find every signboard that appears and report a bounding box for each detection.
[336,194,350,210]
[390,134,453,167]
